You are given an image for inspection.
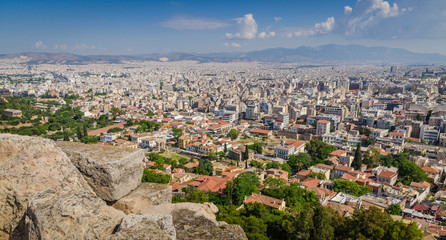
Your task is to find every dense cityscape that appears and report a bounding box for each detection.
[2,0,446,239]
[1,55,446,239]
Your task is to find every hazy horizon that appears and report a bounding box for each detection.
[1,0,446,55]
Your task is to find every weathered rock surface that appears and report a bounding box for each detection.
[113,183,172,214]
[26,188,125,240]
[106,214,175,240]
[105,217,170,240]
[0,134,91,239]
[0,134,248,240]
[141,203,248,240]
[57,142,145,201]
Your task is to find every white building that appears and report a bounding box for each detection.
[420,126,440,144]
[316,120,331,136]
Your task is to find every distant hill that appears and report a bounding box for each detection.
[1,44,446,64]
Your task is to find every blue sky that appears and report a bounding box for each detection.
[1,0,446,55]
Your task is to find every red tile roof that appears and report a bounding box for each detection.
[330,149,347,156]
[378,170,397,179]
[251,129,271,134]
[244,193,285,210]
[301,177,321,188]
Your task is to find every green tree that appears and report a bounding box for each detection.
[182,185,210,203]
[249,160,264,169]
[338,207,423,240]
[308,172,326,180]
[352,143,362,170]
[83,124,88,137]
[363,146,381,167]
[227,128,239,140]
[141,168,171,184]
[305,139,336,162]
[63,131,69,141]
[334,179,371,197]
[287,153,312,172]
[146,110,155,116]
[110,107,124,118]
[194,158,214,175]
[172,128,183,143]
[247,142,264,154]
[262,183,319,210]
[225,172,260,205]
[263,177,287,189]
[311,205,335,240]
[386,204,402,215]
[243,145,250,161]
[76,125,83,140]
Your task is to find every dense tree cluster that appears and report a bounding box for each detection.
[225,172,260,205]
[287,153,313,173]
[246,142,265,154]
[305,139,337,164]
[172,169,423,240]
[146,152,192,170]
[141,168,171,184]
[135,120,161,133]
[333,179,371,197]
[218,203,422,240]
[383,155,428,185]
[386,204,403,215]
[227,128,239,140]
[265,161,292,176]
[194,158,214,176]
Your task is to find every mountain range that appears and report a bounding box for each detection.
[1,44,445,64]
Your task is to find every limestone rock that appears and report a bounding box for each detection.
[106,214,175,240]
[0,134,91,239]
[105,217,170,240]
[141,203,248,240]
[26,188,125,240]
[113,183,172,214]
[57,142,145,201]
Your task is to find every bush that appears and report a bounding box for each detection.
[141,168,171,184]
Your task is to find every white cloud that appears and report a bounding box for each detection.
[34,41,47,49]
[274,17,282,22]
[369,0,400,18]
[54,44,67,50]
[224,42,241,48]
[345,0,405,36]
[258,31,275,39]
[161,16,229,30]
[293,17,335,37]
[226,13,258,39]
[344,5,353,15]
[73,43,96,50]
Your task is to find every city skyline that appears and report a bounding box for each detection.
[1,0,446,55]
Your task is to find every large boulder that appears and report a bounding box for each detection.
[0,134,91,239]
[57,142,145,201]
[26,188,125,240]
[141,203,248,240]
[106,214,175,240]
[113,183,172,214]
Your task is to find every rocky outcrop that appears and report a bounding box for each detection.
[105,217,170,240]
[57,142,145,201]
[106,214,175,240]
[141,203,248,240]
[113,183,172,214]
[26,188,125,240]
[0,134,92,239]
[0,134,248,240]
